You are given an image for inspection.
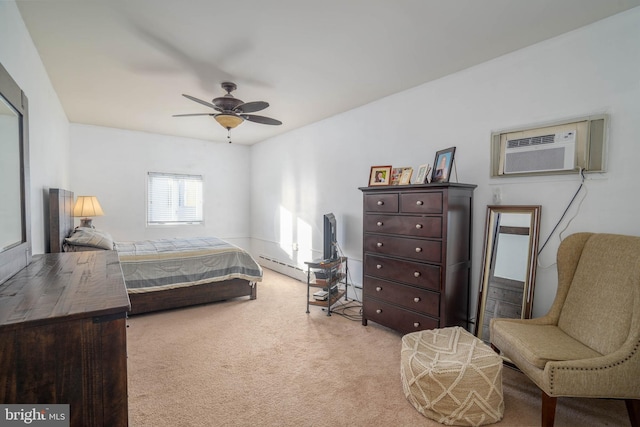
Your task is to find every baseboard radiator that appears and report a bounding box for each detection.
[258,255,306,282]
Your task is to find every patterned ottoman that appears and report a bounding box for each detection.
[400,327,504,426]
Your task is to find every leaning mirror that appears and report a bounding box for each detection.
[0,88,22,251]
[0,62,31,285]
[475,205,541,344]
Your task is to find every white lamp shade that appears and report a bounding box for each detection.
[73,196,105,217]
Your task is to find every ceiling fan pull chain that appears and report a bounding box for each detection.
[227,128,232,143]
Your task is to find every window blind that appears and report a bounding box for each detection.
[147,172,203,225]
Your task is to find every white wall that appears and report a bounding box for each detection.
[0,1,71,255]
[69,124,253,249]
[251,7,640,319]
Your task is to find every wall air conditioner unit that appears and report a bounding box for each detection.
[490,114,607,178]
[503,130,576,174]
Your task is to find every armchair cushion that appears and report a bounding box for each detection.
[490,321,602,369]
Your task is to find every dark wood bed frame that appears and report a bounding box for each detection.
[48,188,257,315]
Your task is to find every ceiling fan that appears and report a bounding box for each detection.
[173,82,282,142]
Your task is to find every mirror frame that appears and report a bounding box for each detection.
[0,62,31,284]
[475,205,541,342]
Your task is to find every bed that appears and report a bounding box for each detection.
[49,188,261,315]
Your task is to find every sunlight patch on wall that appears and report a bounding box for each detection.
[297,217,312,264]
[279,206,293,258]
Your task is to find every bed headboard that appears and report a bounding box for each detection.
[49,188,74,253]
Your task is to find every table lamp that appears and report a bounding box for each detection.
[73,196,104,228]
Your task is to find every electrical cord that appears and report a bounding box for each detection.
[317,240,363,321]
[335,240,362,304]
[327,299,363,321]
[537,168,587,257]
[558,178,588,242]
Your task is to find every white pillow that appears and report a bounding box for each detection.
[64,227,114,250]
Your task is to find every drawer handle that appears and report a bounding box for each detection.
[415,247,422,253]
[377,242,383,247]
[376,286,382,292]
[414,297,421,303]
[416,200,423,206]
[376,264,383,269]
[376,309,382,314]
[415,224,423,229]
[377,200,384,206]
[414,271,421,277]
[377,221,383,226]
[413,322,420,328]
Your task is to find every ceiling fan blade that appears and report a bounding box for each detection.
[173,113,215,117]
[235,101,269,114]
[242,114,282,126]
[182,94,221,111]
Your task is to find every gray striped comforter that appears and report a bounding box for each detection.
[115,237,262,293]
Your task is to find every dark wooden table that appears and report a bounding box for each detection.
[0,251,130,427]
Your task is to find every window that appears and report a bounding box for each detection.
[147,172,203,225]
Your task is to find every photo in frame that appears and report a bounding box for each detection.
[390,167,403,185]
[431,147,456,183]
[368,165,392,186]
[414,164,431,184]
[399,167,413,185]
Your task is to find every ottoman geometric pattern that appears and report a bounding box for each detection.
[401,327,504,426]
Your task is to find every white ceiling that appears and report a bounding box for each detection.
[17,0,640,145]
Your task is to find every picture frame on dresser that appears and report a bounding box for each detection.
[390,167,403,185]
[414,164,431,184]
[431,147,456,183]
[399,167,413,185]
[369,165,392,186]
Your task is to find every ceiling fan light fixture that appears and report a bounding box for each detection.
[215,113,244,129]
[176,82,280,142]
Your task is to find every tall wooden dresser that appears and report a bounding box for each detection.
[0,251,130,427]
[359,183,476,335]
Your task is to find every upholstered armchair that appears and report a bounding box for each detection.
[490,232,640,427]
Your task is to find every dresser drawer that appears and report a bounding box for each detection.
[363,298,439,334]
[364,254,440,291]
[363,214,442,238]
[364,234,442,263]
[400,192,443,214]
[363,277,439,317]
[364,193,398,213]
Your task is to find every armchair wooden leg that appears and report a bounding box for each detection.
[626,399,640,427]
[541,392,557,427]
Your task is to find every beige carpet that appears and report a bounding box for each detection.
[127,268,630,427]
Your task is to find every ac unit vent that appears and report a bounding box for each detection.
[504,131,576,174]
[507,134,555,149]
[504,146,568,173]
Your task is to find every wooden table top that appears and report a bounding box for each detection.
[0,251,130,330]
